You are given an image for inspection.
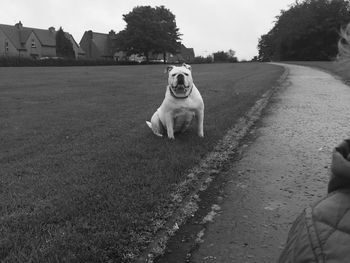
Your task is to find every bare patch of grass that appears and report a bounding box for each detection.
[0,63,284,262]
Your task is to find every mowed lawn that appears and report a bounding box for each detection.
[0,63,284,262]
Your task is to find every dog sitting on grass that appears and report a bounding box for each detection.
[146,63,204,139]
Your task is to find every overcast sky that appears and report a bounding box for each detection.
[2,0,296,60]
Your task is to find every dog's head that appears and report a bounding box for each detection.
[165,63,193,98]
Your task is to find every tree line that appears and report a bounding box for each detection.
[114,6,238,63]
[258,0,350,61]
[56,5,237,63]
[54,6,182,61]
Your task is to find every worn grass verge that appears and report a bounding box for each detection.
[0,63,284,262]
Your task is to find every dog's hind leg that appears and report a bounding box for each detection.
[146,112,164,137]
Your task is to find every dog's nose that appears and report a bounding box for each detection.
[177,74,184,84]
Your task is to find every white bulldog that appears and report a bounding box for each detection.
[146,63,204,139]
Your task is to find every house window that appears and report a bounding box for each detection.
[31,39,36,48]
[5,41,9,52]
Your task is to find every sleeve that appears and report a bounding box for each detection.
[328,139,350,193]
[277,209,320,263]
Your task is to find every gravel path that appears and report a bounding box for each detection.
[189,63,350,262]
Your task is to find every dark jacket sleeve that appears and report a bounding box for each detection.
[278,140,350,262]
[278,207,327,263]
[328,139,350,193]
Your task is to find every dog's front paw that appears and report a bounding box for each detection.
[198,131,204,138]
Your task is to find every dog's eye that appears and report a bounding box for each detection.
[184,73,189,76]
[172,73,176,77]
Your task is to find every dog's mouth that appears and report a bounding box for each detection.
[170,84,192,98]
[173,84,189,93]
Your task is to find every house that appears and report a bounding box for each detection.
[0,21,84,59]
[167,44,195,63]
[79,30,118,60]
[79,29,195,63]
[148,44,195,63]
[64,32,86,59]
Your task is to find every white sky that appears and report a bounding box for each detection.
[2,0,295,60]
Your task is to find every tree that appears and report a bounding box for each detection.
[338,22,350,59]
[258,0,350,61]
[56,27,75,59]
[258,31,275,61]
[251,56,259,62]
[194,55,213,63]
[115,6,181,62]
[213,50,238,62]
[213,51,228,62]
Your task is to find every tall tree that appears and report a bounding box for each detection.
[56,27,75,59]
[258,0,350,61]
[115,6,181,62]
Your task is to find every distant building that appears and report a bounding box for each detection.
[155,44,195,63]
[64,32,85,59]
[79,30,118,60]
[0,21,84,59]
[79,30,195,63]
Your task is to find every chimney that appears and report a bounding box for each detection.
[49,26,55,33]
[87,30,93,39]
[15,21,23,29]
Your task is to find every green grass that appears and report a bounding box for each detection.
[284,60,350,84]
[0,63,284,262]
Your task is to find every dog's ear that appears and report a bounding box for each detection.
[182,63,192,71]
[164,65,175,74]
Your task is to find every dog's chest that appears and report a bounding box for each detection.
[167,93,198,111]
[163,99,196,131]
[173,105,194,116]
[169,98,197,117]
[172,107,195,131]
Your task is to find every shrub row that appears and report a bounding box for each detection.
[0,57,141,67]
[0,56,241,67]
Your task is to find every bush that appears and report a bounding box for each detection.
[193,56,213,64]
[0,57,141,67]
[213,50,238,63]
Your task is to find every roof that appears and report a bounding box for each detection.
[0,24,24,50]
[91,32,111,56]
[32,28,55,46]
[80,30,115,57]
[65,32,85,55]
[180,44,195,58]
[0,23,63,51]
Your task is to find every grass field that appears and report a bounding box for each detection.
[0,63,284,262]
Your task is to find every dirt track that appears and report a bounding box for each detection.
[156,63,350,262]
